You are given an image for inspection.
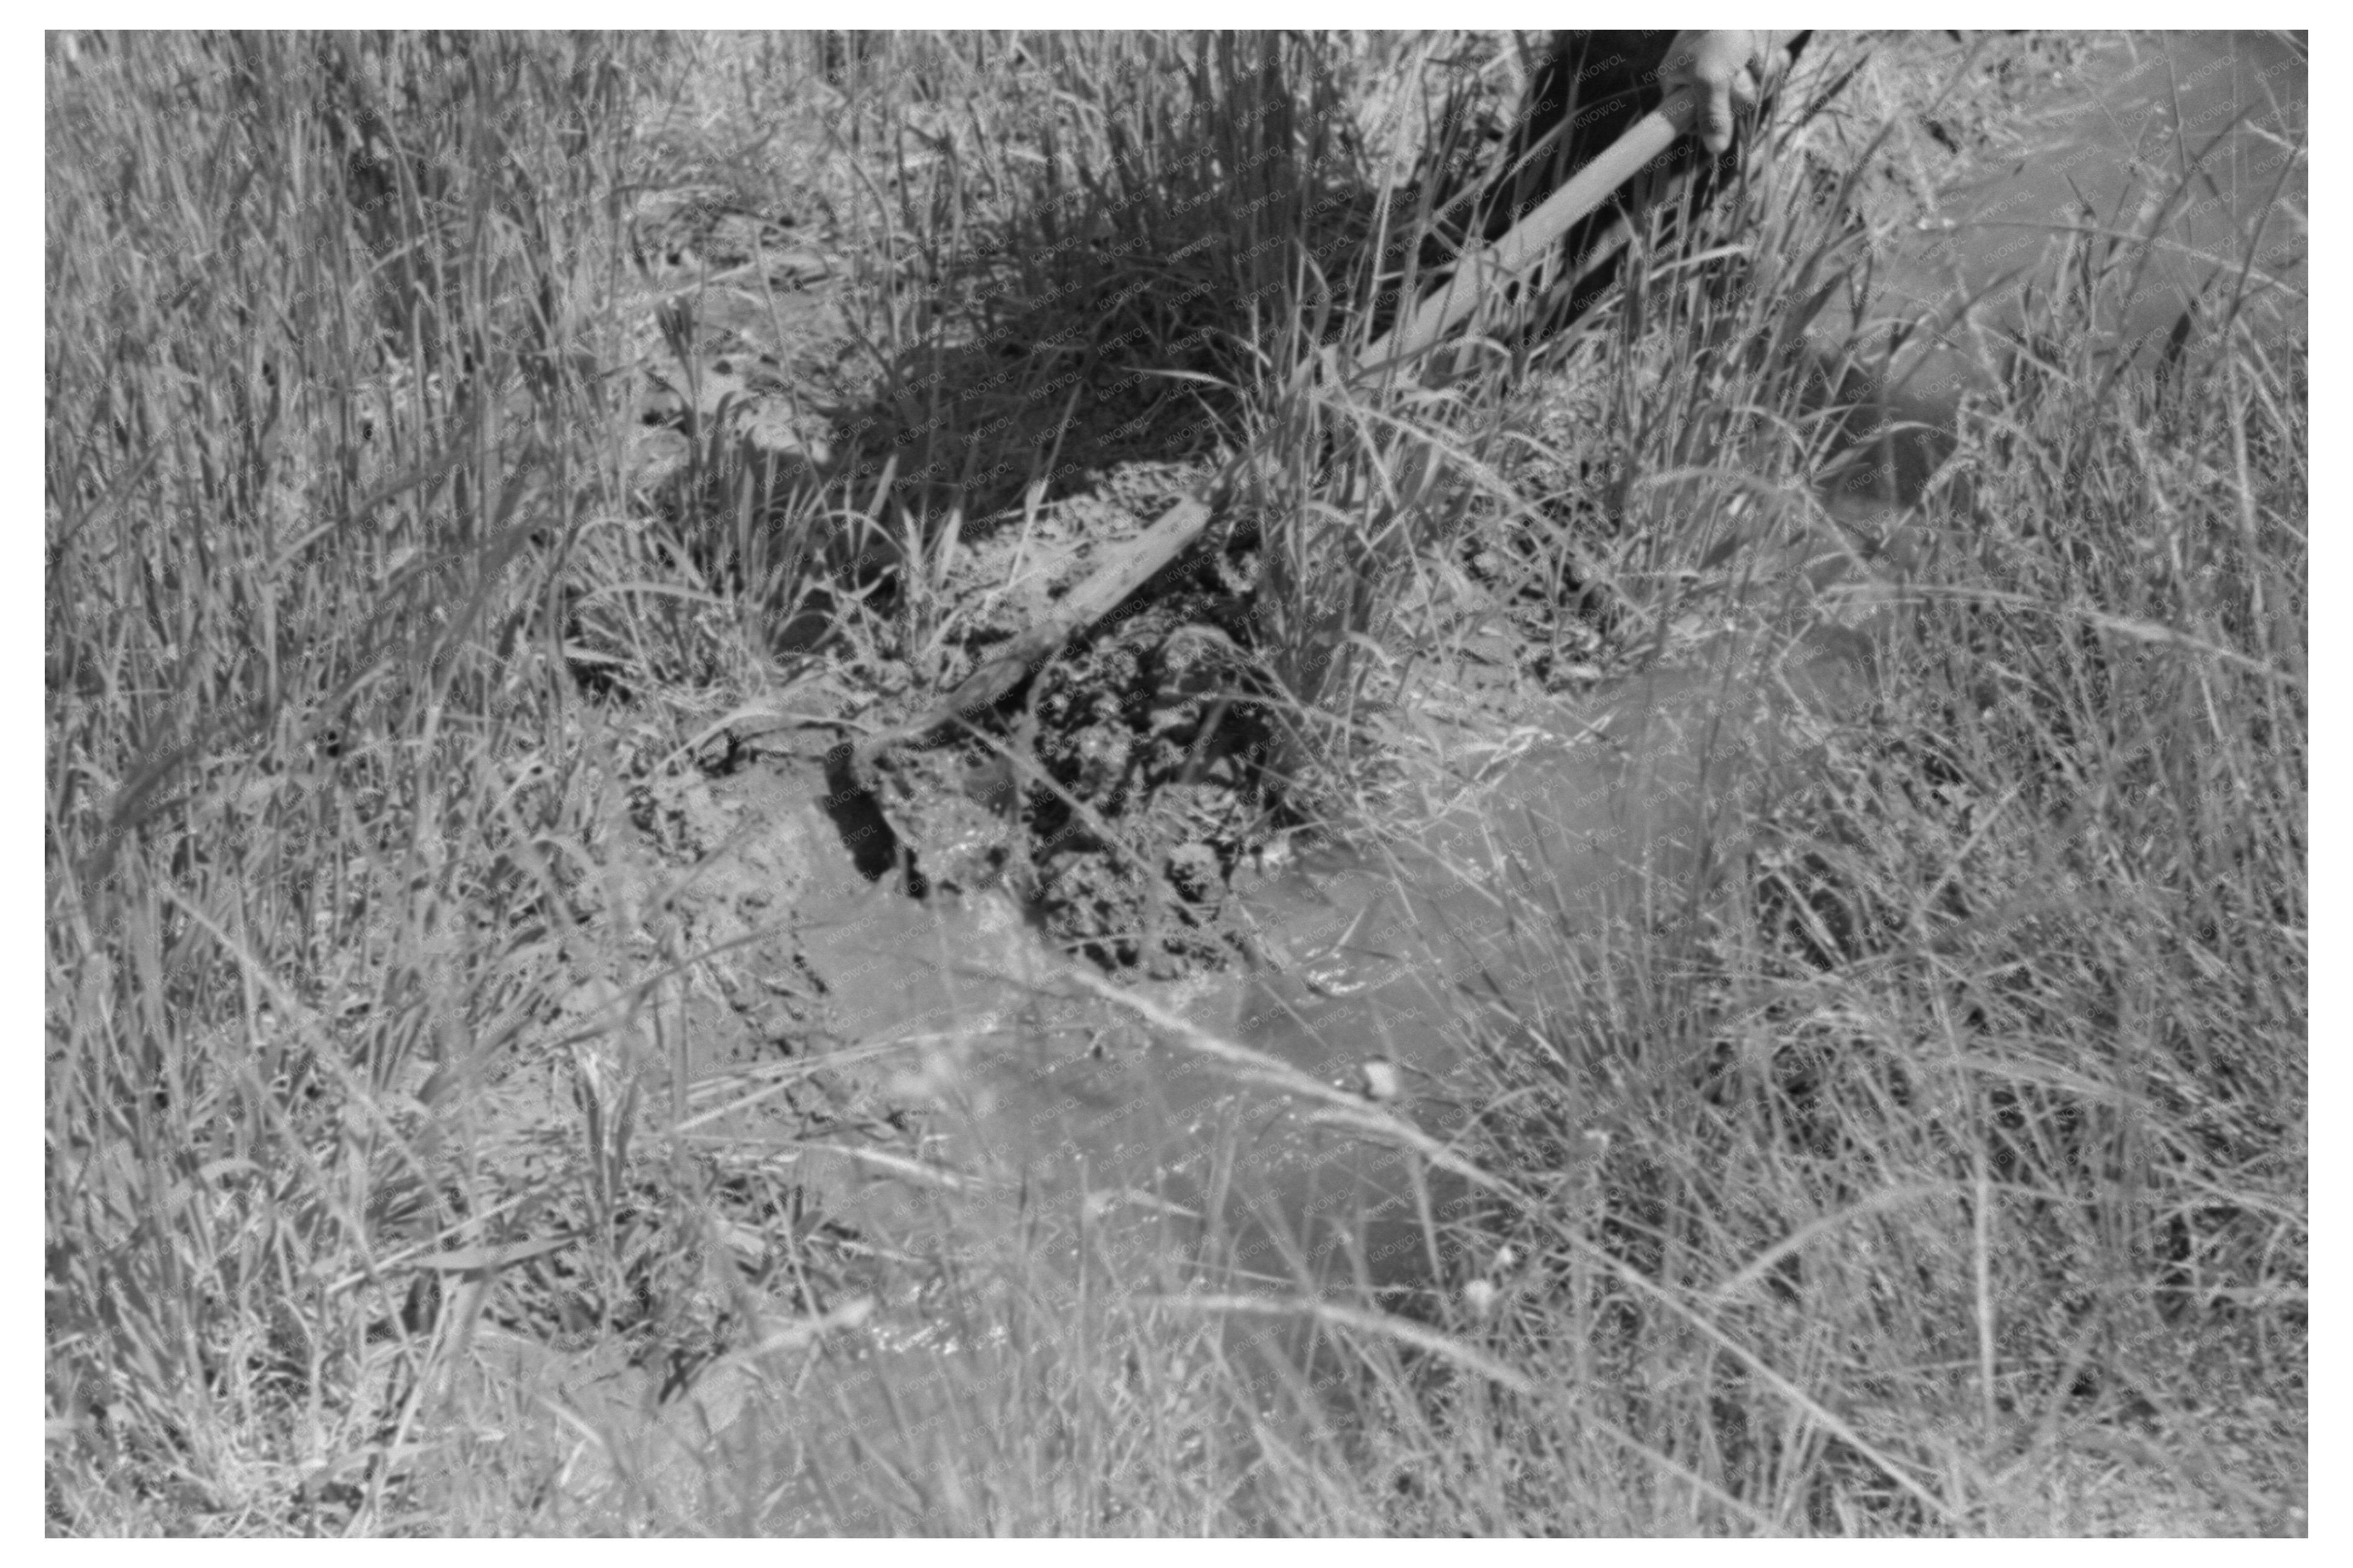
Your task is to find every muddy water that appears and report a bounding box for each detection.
[1816,32,2305,515]
[793,635,1868,1304]
[1873,33,2304,352]
[784,32,2307,1304]
[713,35,2304,1524]
[747,634,1863,1532]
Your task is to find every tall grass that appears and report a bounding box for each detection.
[1401,291,2306,1532]
[1246,35,2305,1534]
[44,31,687,1531]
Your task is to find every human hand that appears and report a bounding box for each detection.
[1660,30,1773,156]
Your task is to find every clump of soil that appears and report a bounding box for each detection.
[1023,563,1276,976]
[848,465,1289,981]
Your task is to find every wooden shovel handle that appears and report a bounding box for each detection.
[1367,87,1700,369]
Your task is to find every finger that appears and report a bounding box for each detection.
[1700,82,1735,156]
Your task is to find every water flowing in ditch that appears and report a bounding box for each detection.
[632,33,2302,1527]
[792,24,2305,1319]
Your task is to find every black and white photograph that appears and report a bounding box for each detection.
[40,24,2311,1536]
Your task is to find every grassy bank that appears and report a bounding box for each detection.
[45,30,2303,1534]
